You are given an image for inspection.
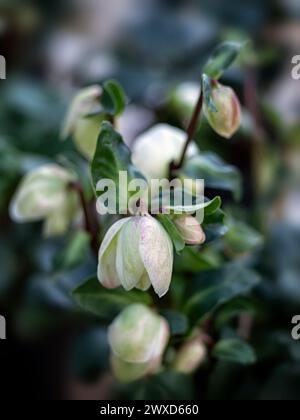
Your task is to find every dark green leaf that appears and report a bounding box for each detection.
[203,41,245,79]
[159,309,189,336]
[184,264,260,324]
[224,221,264,254]
[70,328,109,381]
[72,276,152,320]
[184,153,242,201]
[212,338,257,365]
[103,80,127,116]
[215,298,258,330]
[175,246,223,273]
[156,215,185,253]
[55,231,90,269]
[91,122,145,201]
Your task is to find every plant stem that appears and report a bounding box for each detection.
[170,88,203,175]
[70,181,100,257]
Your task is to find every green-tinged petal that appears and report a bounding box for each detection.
[116,217,145,291]
[61,85,102,140]
[108,304,161,364]
[9,164,76,222]
[97,218,130,289]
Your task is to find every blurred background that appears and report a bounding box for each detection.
[0,0,300,400]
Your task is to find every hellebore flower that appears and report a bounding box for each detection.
[108,304,170,382]
[61,85,103,160]
[173,215,206,245]
[173,335,207,374]
[131,124,197,180]
[203,82,241,139]
[98,215,173,297]
[9,164,79,236]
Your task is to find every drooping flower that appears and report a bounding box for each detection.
[173,335,207,374]
[108,304,170,382]
[97,215,173,298]
[61,85,103,160]
[173,214,206,245]
[203,82,241,139]
[9,164,79,236]
[131,124,198,180]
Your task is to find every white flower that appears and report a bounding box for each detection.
[98,215,173,298]
[9,164,79,236]
[132,124,198,180]
[108,304,170,382]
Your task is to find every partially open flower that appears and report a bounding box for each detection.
[98,215,173,297]
[132,124,198,180]
[203,82,241,139]
[173,336,207,374]
[61,85,103,160]
[173,215,206,245]
[9,164,79,236]
[108,304,170,382]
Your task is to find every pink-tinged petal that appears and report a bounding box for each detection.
[138,215,173,298]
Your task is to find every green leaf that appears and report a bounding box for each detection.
[212,338,257,365]
[91,121,145,200]
[215,298,258,330]
[156,215,185,254]
[184,264,260,324]
[175,246,223,273]
[55,231,90,269]
[103,80,127,116]
[159,309,189,336]
[184,153,242,201]
[165,196,221,215]
[224,221,264,254]
[202,74,218,113]
[203,41,245,80]
[72,276,152,320]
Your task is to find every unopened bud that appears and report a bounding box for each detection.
[173,215,206,245]
[204,82,241,139]
[173,337,207,374]
[61,85,103,159]
[108,304,170,382]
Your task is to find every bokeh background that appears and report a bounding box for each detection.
[0,0,300,400]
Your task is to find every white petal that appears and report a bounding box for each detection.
[139,215,173,297]
[116,217,145,291]
[108,304,161,364]
[97,218,130,289]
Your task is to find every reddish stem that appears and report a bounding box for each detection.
[170,88,203,175]
[70,181,100,257]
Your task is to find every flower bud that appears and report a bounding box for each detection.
[173,215,206,245]
[132,124,197,180]
[173,337,207,374]
[61,85,103,159]
[98,215,173,297]
[9,164,79,236]
[203,82,241,139]
[108,304,169,382]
